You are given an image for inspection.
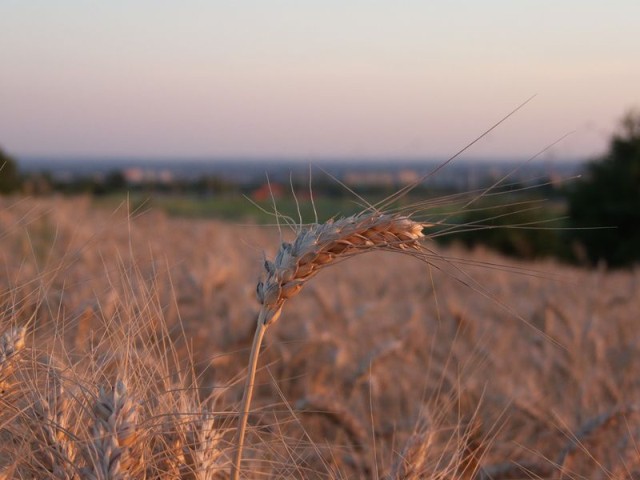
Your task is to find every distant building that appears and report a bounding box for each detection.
[122,167,174,184]
[123,168,145,184]
[344,171,395,187]
[252,183,284,202]
[158,169,174,184]
[397,169,420,185]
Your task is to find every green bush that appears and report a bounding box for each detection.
[0,146,20,194]
[567,110,640,267]
[437,198,564,260]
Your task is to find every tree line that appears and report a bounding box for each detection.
[2,110,640,267]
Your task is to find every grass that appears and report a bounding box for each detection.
[1,192,639,479]
[91,192,370,223]
[92,189,459,224]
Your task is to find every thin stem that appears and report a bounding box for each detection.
[231,309,269,480]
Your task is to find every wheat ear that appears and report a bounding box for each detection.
[231,212,426,480]
[388,430,434,480]
[82,380,139,480]
[296,392,369,451]
[0,326,26,384]
[181,410,226,480]
[24,356,76,480]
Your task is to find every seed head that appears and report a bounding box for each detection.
[257,213,425,325]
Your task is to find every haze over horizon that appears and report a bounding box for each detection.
[2,1,639,161]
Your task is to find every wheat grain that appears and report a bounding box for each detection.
[557,404,640,477]
[0,326,27,475]
[82,380,139,480]
[1,349,78,479]
[388,430,434,480]
[257,213,426,325]
[0,326,25,414]
[26,393,76,479]
[26,357,77,480]
[296,393,369,453]
[147,417,184,478]
[181,411,227,480]
[232,212,427,480]
[0,326,26,379]
[476,461,553,480]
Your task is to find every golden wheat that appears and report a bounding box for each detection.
[258,213,426,325]
[232,212,427,479]
[1,195,639,479]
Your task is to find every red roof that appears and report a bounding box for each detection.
[252,183,284,202]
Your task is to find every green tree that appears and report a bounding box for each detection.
[567,110,640,267]
[0,146,20,194]
[437,198,564,260]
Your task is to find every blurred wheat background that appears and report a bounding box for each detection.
[1,196,639,479]
[3,1,640,477]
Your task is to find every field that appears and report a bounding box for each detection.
[1,195,639,479]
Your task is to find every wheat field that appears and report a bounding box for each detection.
[1,195,639,479]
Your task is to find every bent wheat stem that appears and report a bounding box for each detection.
[230,310,268,480]
[231,213,426,479]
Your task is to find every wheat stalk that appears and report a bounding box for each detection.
[557,403,640,477]
[23,356,77,480]
[0,327,26,412]
[181,410,226,480]
[82,380,139,480]
[0,326,26,383]
[388,430,434,480]
[0,326,26,474]
[230,212,427,479]
[296,392,369,452]
[26,393,76,479]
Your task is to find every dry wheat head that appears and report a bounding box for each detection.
[256,213,426,325]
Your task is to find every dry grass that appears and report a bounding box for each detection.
[0,195,639,479]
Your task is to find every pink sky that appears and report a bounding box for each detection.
[1,1,639,160]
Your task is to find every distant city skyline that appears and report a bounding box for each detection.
[2,1,639,160]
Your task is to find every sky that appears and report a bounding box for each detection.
[1,1,639,161]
